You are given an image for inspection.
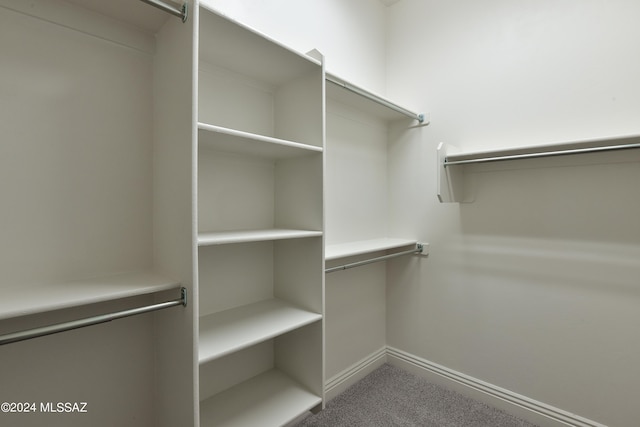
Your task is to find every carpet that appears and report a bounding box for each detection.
[294,364,537,426]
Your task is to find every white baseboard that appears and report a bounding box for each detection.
[386,346,606,427]
[324,346,387,401]
[324,346,605,427]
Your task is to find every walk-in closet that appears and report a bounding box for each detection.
[1,0,639,426]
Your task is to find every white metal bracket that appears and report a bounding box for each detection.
[436,142,474,203]
[416,242,430,257]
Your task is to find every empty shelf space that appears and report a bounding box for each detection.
[198,123,322,159]
[200,368,321,427]
[199,5,320,87]
[198,229,323,246]
[325,238,418,261]
[199,298,322,363]
[0,271,181,321]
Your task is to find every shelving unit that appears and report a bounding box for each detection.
[196,4,325,425]
[2,0,424,424]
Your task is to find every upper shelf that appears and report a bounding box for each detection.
[0,271,181,321]
[443,134,640,167]
[326,72,426,124]
[437,134,640,203]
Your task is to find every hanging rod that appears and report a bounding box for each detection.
[139,0,188,22]
[326,75,425,123]
[0,288,187,346]
[444,141,640,167]
[325,244,424,273]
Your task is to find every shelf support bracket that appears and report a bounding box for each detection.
[437,142,473,203]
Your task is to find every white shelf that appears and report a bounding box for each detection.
[0,271,181,321]
[325,238,418,261]
[443,133,640,166]
[200,369,321,427]
[198,123,322,159]
[326,72,425,124]
[199,298,322,363]
[437,135,640,203]
[198,229,323,246]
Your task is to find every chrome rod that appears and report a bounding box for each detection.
[0,288,187,346]
[325,245,423,273]
[444,142,640,167]
[139,0,188,22]
[326,76,424,123]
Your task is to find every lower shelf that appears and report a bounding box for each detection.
[200,369,322,427]
[325,238,417,260]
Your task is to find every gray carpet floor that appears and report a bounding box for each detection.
[294,364,537,427]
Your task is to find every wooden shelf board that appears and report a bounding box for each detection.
[198,122,322,159]
[325,238,418,261]
[199,298,322,363]
[0,271,181,321]
[200,369,321,427]
[198,229,323,246]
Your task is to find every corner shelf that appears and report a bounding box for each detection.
[197,229,323,246]
[0,271,181,321]
[198,123,322,159]
[199,298,322,363]
[200,369,322,427]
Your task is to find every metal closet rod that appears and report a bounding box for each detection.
[325,244,424,273]
[0,288,187,346]
[444,142,640,167]
[139,0,188,22]
[326,76,425,123]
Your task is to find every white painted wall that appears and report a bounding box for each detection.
[200,0,388,92]
[386,1,640,426]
